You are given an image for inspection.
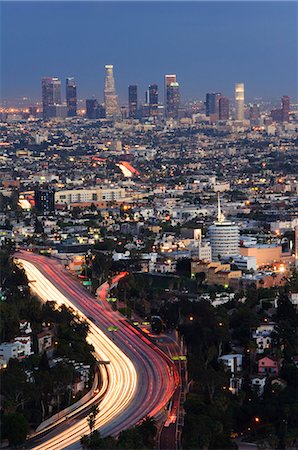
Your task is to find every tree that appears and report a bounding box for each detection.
[176,258,191,277]
[138,416,157,446]
[1,412,29,446]
[87,405,99,435]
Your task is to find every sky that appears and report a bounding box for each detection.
[0,1,297,104]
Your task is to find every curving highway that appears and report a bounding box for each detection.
[16,252,177,450]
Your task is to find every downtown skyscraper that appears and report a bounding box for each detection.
[104,65,120,119]
[42,77,61,119]
[164,75,176,107]
[66,77,77,117]
[235,82,245,121]
[128,85,138,118]
[148,84,158,116]
[165,75,180,118]
[218,96,229,120]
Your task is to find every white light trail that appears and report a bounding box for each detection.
[19,259,138,450]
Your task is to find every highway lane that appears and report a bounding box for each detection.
[17,252,177,450]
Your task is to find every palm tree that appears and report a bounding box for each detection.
[87,405,99,436]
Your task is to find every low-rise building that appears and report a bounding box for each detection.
[37,329,55,354]
[250,375,267,396]
[218,354,243,374]
[240,244,282,268]
[258,356,281,376]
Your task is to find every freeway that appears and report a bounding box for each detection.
[16,252,178,450]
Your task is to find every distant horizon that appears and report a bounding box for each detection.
[1,1,297,104]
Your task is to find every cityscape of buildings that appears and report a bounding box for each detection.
[0,2,297,449]
[1,64,295,129]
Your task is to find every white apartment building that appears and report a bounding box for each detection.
[55,187,127,204]
[0,339,32,364]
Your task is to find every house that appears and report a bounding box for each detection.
[218,354,243,374]
[250,375,267,396]
[19,320,32,335]
[229,376,242,395]
[258,356,281,376]
[255,336,272,354]
[148,257,176,273]
[252,323,275,353]
[37,329,55,354]
[13,336,32,357]
[0,341,25,364]
[253,322,275,338]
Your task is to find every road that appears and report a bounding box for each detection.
[16,252,177,450]
[153,334,187,450]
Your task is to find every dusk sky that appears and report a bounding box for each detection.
[1,1,297,104]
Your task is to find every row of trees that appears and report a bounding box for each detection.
[0,245,96,446]
[81,411,157,450]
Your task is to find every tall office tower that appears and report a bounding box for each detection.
[205,92,221,119]
[235,83,245,121]
[208,193,240,261]
[219,96,229,120]
[145,89,150,104]
[86,99,105,119]
[34,187,55,214]
[42,77,61,119]
[166,82,180,118]
[249,103,260,122]
[271,95,290,123]
[104,65,120,119]
[148,84,158,116]
[164,74,177,110]
[281,95,290,122]
[128,85,138,118]
[66,77,77,117]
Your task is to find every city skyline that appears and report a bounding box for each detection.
[1,1,297,104]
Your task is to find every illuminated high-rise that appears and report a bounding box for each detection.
[235,83,245,121]
[166,82,180,118]
[104,65,120,119]
[148,84,158,116]
[42,77,61,119]
[164,74,176,110]
[128,85,138,118]
[66,77,77,117]
[205,92,221,120]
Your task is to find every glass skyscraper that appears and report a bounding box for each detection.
[66,77,77,117]
[104,65,120,119]
[42,77,61,119]
[148,84,158,116]
[128,85,138,118]
[166,82,180,118]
